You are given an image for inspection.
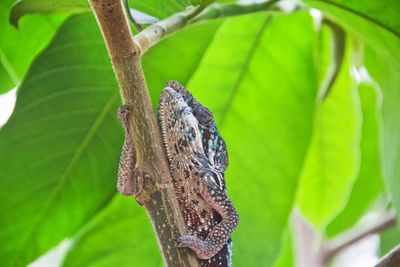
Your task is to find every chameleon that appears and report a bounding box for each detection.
[117,81,239,266]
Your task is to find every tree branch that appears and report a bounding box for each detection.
[133,0,281,54]
[323,211,396,264]
[133,5,206,54]
[88,0,200,266]
[376,245,400,267]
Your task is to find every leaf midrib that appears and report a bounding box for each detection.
[10,92,119,267]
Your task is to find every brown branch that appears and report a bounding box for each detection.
[376,245,400,267]
[88,0,200,266]
[323,211,396,264]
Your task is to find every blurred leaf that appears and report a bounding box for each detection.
[189,12,318,265]
[380,225,400,257]
[327,83,384,237]
[62,195,162,267]
[296,42,361,229]
[0,14,122,267]
[9,0,86,26]
[365,45,400,225]
[309,0,400,228]
[272,229,294,267]
[0,0,66,93]
[306,0,400,37]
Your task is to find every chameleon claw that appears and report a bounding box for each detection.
[177,235,215,260]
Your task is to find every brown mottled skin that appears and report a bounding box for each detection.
[117,81,238,266]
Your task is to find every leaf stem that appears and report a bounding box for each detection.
[317,18,345,101]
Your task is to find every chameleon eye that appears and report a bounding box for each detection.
[193,105,213,126]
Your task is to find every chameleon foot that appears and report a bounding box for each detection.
[177,235,215,260]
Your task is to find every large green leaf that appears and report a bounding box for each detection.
[306,0,400,37]
[326,83,384,237]
[306,0,400,226]
[62,195,162,267]
[9,0,86,26]
[296,43,361,229]
[129,0,194,19]
[0,0,66,93]
[142,20,222,107]
[272,230,294,267]
[188,12,318,265]
[10,0,202,26]
[365,45,400,225]
[0,14,122,267]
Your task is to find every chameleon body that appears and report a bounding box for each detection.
[117,81,239,267]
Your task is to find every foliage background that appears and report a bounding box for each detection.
[0,0,399,266]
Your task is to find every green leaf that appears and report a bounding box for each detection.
[188,12,318,265]
[272,229,295,267]
[305,0,400,37]
[296,42,361,229]
[142,20,223,108]
[10,0,203,25]
[380,226,400,257]
[0,14,122,267]
[129,0,193,19]
[306,0,400,234]
[327,83,384,237]
[0,0,66,93]
[9,0,87,27]
[62,195,162,267]
[365,45,400,225]
[304,0,400,70]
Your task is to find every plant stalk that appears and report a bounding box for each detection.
[88,0,200,266]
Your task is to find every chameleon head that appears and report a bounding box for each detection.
[159,87,205,158]
[165,81,229,171]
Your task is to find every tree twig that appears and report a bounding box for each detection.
[376,245,400,267]
[88,0,200,266]
[133,0,281,54]
[323,211,396,264]
[133,5,206,54]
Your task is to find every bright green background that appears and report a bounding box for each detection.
[0,0,399,266]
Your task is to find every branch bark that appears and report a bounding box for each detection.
[89,0,200,266]
[376,246,400,267]
[323,211,396,264]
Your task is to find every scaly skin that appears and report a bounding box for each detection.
[117,81,238,267]
[159,82,238,266]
